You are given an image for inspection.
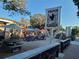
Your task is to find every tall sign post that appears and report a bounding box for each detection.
[45,6,61,43]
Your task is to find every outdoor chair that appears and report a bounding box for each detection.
[25,36,34,41]
[34,36,39,40]
[37,35,44,40]
[40,35,46,40]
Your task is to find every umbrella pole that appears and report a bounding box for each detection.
[4,22,7,40]
[4,27,6,40]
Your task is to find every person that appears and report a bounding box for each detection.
[19,30,24,40]
[9,30,14,40]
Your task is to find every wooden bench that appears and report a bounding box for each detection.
[8,45,22,53]
[2,41,22,53]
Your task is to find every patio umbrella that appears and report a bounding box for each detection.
[26,28,39,32]
[4,24,21,30]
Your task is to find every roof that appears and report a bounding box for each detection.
[0,18,16,23]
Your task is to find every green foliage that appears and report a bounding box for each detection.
[73,26,79,36]
[73,0,79,5]
[73,0,79,16]
[30,14,46,28]
[71,26,79,36]
[71,28,77,36]
[0,0,31,16]
[60,26,65,31]
[30,18,40,28]
[0,0,5,2]
[77,11,79,16]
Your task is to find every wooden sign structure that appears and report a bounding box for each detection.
[45,6,61,40]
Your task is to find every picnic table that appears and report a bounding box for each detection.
[60,39,71,53]
[5,42,60,59]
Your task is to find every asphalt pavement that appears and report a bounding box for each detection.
[63,40,79,59]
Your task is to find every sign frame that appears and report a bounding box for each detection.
[45,6,61,29]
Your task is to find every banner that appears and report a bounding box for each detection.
[46,7,61,28]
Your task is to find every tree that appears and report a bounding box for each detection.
[71,26,79,40]
[0,0,31,16]
[73,0,79,16]
[73,26,79,36]
[19,18,30,26]
[30,14,46,28]
[60,26,65,31]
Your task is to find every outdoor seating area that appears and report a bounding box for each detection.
[0,0,79,59]
[0,22,72,59]
[0,23,71,59]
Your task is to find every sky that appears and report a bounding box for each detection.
[0,0,79,28]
